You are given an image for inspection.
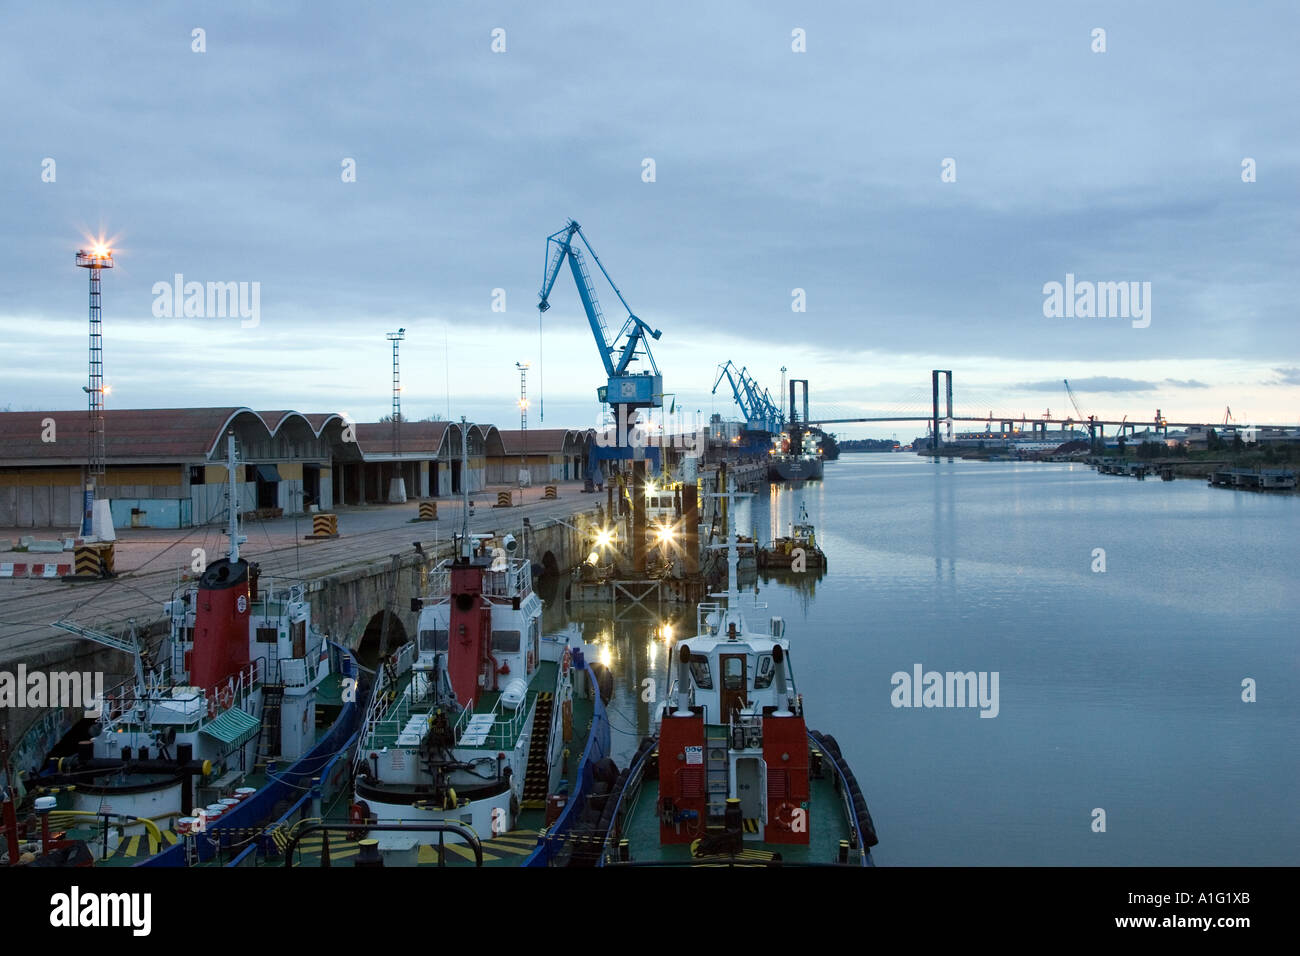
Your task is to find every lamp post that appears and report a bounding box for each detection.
[386,329,407,503]
[516,361,530,495]
[76,243,114,539]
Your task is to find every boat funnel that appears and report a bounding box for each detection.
[772,645,792,716]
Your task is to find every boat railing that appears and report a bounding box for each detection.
[203,659,262,719]
[424,558,533,601]
[358,675,425,754]
[95,672,158,733]
[450,691,529,749]
[276,634,328,688]
[697,602,724,635]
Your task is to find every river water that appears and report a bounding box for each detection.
[556,454,1300,865]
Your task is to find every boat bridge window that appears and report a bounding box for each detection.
[723,657,744,691]
[689,659,712,689]
[492,630,521,653]
[754,654,774,689]
[420,628,448,652]
[255,626,278,644]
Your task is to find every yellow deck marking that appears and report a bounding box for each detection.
[444,841,498,862]
[484,841,531,855]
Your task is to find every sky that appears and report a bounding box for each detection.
[1,1,1297,440]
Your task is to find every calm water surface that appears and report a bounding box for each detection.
[557,455,1299,865]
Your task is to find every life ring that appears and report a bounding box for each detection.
[526,649,536,671]
[560,646,572,676]
[772,801,801,831]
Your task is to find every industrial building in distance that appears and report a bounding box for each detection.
[0,408,596,529]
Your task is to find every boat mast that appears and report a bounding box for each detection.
[724,477,740,608]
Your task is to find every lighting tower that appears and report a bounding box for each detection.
[516,361,530,488]
[76,244,113,539]
[386,328,407,503]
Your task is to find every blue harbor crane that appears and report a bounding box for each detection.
[538,220,664,466]
[712,361,784,452]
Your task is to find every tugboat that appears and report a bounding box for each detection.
[757,502,827,570]
[19,434,359,866]
[578,485,877,866]
[348,421,611,866]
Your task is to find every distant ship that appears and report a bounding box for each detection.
[769,453,824,481]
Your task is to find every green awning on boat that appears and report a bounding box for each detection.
[201,707,261,747]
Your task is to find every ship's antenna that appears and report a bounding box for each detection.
[225,432,246,563]
[459,417,472,560]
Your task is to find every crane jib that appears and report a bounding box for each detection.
[536,220,662,382]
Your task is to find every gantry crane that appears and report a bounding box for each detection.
[538,221,663,461]
[712,361,783,435]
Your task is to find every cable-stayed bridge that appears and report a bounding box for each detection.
[793,371,1298,445]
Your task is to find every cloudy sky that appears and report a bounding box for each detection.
[2,1,1297,439]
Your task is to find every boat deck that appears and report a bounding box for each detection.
[615,761,858,866]
[362,660,558,755]
[61,669,353,866]
[282,685,596,868]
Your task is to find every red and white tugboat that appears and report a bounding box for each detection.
[584,485,877,866]
[349,421,606,866]
[23,434,355,865]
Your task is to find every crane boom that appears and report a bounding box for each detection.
[1064,379,1087,421]
[538,220,662,377]
[712,361,754,420]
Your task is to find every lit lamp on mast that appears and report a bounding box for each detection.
[76,242,114,541]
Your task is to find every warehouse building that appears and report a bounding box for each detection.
[0,409,506,529]
[488,429,594,484]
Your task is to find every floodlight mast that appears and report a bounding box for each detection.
[76,245,114,537]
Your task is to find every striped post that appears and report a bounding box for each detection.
[417,502,438,521]
[544,485,558,500]
[307,513,339,538]
[494,491,513,508]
